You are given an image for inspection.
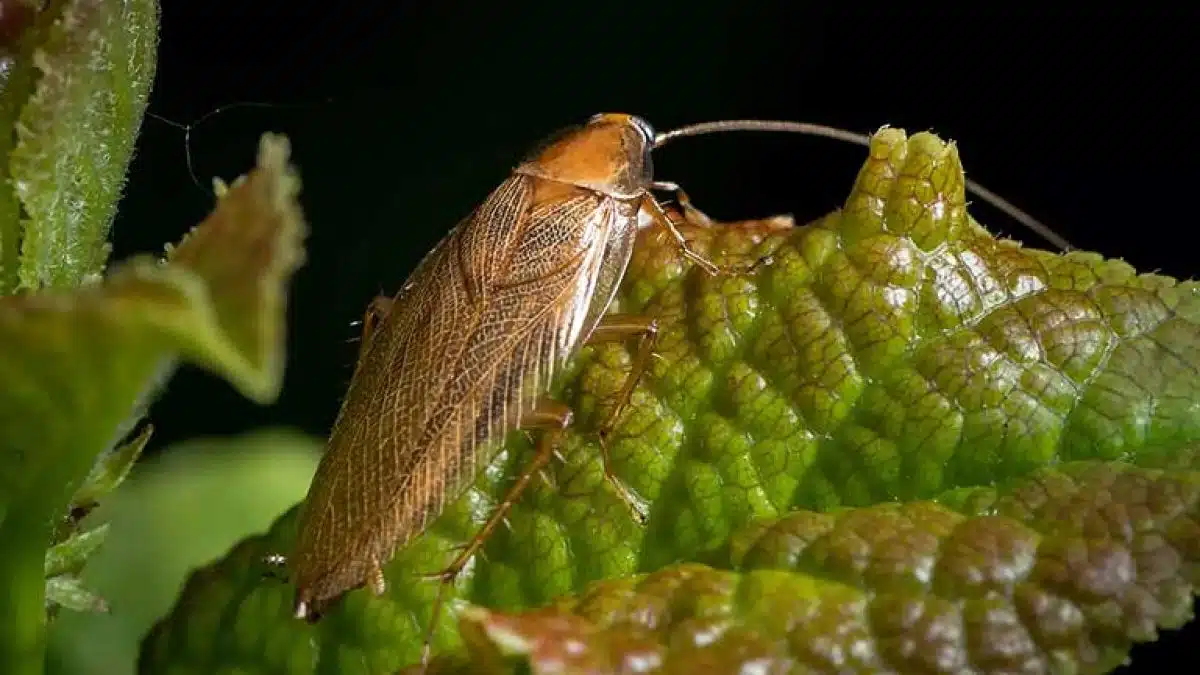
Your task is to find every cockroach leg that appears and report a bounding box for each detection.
[650,180,714,227]
[642,195,721,276]
[368,558,387,596]
[355,295,394,363]
[587,314,658,439]
[584,313,657,523]
[643,190,775,276]
[416,400,571,668]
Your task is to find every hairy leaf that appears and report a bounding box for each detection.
[140,129,1200,674]
[8,0,159,291]
[0,133,305,671]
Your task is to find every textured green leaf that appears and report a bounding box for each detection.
[140,128,1200,674]
[0,133,305,672]
[9,0,159,291]
[407,461,1199,675]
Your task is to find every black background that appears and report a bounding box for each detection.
[127,3,1195,670]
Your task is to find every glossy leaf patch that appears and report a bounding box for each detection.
[140,129,1200,674]
[412,461,1199,675]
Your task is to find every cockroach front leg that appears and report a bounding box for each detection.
[650,180,715,227]
[642,193,775,277]
[417,400,571,667]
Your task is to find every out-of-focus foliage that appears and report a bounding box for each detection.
[0,8,310,670]
[0,0,158,291]
[0,130,305,674]
[47,430,321,675]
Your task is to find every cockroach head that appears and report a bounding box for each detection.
[516,113,655,199]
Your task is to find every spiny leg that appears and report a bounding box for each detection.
[650,180,714,227]
[642,191,776,276]
[580,313,659,525]
[418,400,571,668]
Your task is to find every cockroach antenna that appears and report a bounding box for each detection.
[654,119,1073,252]
[145,98,334,196]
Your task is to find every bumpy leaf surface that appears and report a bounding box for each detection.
[140,129,1200,674]
[413,461,1199,674]
[0,134,304,670]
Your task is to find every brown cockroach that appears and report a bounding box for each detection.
[272,113,1068,667]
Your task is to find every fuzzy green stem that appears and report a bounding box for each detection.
[0,509,49,675]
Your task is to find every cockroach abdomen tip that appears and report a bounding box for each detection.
[293,599,318,622]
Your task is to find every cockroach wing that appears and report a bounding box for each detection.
[292,173,640,610]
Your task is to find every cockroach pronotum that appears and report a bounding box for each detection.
[269,113,1069,668]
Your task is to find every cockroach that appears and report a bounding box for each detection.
[269,113,1069,668]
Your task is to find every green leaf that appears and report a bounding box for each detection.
[69,423,153,516]
[8,0,159,291]
[47,429,321,675]
[140,128,1200,674]
[45,576,107,616]
[408,462,1199,675]
[0,0,43,292]
[44,524,108,579]
[0,133,305,673]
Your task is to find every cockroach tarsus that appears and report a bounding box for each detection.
[259,113,1069,671]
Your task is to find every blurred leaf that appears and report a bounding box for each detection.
[8,0,159,291]
[44,524,108,578]
[45,576,107,616]
[0,133,305,672]
[141,129,1200,674]
[0,0,42,292]
[0,1,39,53]
[70,424,153,518]
[47,429,321,675]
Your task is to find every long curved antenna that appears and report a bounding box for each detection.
[655,119,1072,252]
[146,98,334,196]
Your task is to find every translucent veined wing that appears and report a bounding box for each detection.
[293,173,639,604]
